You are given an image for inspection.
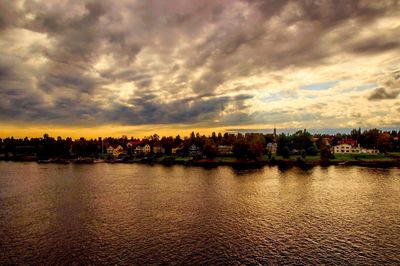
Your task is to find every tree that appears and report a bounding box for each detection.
[301,150,306,159]
[282,146,290,159]
[161,136,174,155]
[248,139,264,160]
[174,135,182,146]
[150,134,159,143]
[306,144,318,156]
[351,128,361,142]
[377,132,392,152]
[203,139,217,158]
[277,134,289,156]
[320,145,333,160]
[360,128,380,149]
[211,132,217,142]
[232,140,249,159]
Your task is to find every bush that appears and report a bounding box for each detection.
[306,145,318,156]
[282,146,290,159]
[301,150,306,159]
[320,146,333,160]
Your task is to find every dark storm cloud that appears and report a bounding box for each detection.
[368,70,400,100]
[103,94,251,125]
[0,0,399,127]
[182,0,399,96]
[0,1,19,30]
[100,70,152,83]
[39,70,102,94]
[368,87,400,100]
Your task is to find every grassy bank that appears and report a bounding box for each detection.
[1,153,399,168]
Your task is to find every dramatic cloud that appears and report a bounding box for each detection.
[368,69,400,100]
[0,0,399,135]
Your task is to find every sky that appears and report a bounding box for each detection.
[0,0,399,138]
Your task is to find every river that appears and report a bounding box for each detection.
[0,162,399,265]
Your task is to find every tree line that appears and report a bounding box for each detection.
[1,128,399,161]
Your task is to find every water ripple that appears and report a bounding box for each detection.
[0,162,399,265]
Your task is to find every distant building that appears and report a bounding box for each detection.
[134,146,143,154]
[143,144,151,154]
[126,140,141,154]
[126,140,141,148]
[333,144,353,153]
[113,145,125,157]
[189,144,202,157]
[172,146,182,155]
[217,145,232,155]
[135,144,151,155]
[333,144,379,154]
[107,146,115,155]
[339,139,357,147]
[360,148,379,154]
[107,145,125,157]
[152,144,165,154]
[266,142,278,154]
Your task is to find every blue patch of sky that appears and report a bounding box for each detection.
[299,80,339,91]
[347,83,377,92]
[260,93,282,102]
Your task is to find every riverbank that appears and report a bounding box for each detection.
[1,154,399,168]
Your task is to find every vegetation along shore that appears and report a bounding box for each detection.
[1,127,399,168]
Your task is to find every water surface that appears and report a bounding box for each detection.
[0,162,399,265]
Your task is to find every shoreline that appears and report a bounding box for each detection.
[1,157,399,169]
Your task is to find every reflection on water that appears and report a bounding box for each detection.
[0,162,399,264]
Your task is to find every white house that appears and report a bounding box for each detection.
[360,148,379,154]
[114,145,125,157]
[189,144,202,157]
[107,146,114,155]
[135,146,143,154]
[333,144,352,153]
[107,145,125,157]
[217,145,232,155]
[143,144,151,154]
[333,144,379,154]
[266,142,278,154]
[153,144,165,154]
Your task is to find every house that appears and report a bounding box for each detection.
[135,146,143,154]
[153,144,165,154]
[172,146,183,155]
[339,139,357,147]
[113,145,125,157]
[107,145,125,157]
[333,144,352,153]
[107,146,115,155]
[126,140,141,148]
[143,144,151,154]
[189,144,202,157]
[333,144,379,154]
[217,145,232,155]
[266,142,278,154]
[126,140,141,154]
[360,148,379,154]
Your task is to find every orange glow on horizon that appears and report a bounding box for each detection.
[0,123,278,139]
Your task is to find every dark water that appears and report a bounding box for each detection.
[0,162,399,265]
